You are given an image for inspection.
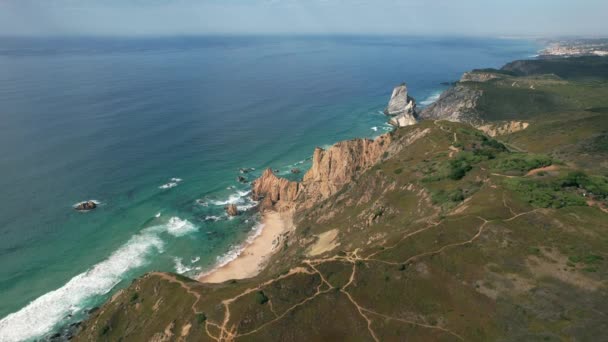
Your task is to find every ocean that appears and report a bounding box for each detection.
[0,36,539,341]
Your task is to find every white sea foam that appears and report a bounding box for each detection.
[371,126,378,132]
[0,216,198,341]
[0,230,163,341]
[159,177,183,189]
[209,190,257,211]
[155,212,161,218]
[191,256,201,263]
[173,257,201,275]
[204,215,223,222]
[166,217,198,237]
[196,199,209,207]
[72,199,101,208]
[420,91,443,106]
[159,182,178,189]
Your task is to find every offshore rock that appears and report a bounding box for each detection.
[75,201,97,211]
[385,83,418,127]
[225,204,239,216]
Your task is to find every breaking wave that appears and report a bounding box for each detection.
[0,217,197,341]
[159,177,183,189]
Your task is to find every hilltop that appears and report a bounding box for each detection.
[75,56,608,341]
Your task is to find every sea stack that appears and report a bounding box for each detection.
[225,204,239,216]
[384,83,418,127]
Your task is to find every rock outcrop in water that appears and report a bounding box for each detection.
[384,83,418,127]
[75,201,97,211]
[225,204,239,216]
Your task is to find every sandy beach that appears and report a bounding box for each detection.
[199,211,293,283]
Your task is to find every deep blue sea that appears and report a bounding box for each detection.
[0,36,539,341]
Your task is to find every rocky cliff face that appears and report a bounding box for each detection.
[252,134,393,211]
[301,134,392,205]
[418,84,483,125]
[251,169,300,211]
[384,83,418,127]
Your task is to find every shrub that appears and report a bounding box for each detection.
[504,178,586,208]
[130,292,139,302]
[431,188,466,205]
[100,325,110,336]
[255,291,269,305]
[196,313,207,324]
[492,153,553,174]
[393,168,403,175]
[561,172,608,199]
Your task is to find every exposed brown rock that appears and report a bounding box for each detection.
[251,169,301,211]
[251,133,394,211]
[225,204,239,216]
[477,121,530,137]
[301,134,392,205]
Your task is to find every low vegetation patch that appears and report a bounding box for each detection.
[491,153,553,174]
[561,171,608,200]
[504,170,608,208]
[255,291,269,305]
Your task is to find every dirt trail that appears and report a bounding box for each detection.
[525,164,559,176]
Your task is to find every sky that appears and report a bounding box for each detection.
[0,0,607,37]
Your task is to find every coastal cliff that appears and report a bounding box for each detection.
[419,83,483,124]
[252,134,393,211]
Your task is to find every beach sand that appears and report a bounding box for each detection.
[199,211,293,283]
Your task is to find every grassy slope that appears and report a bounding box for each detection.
[76,58,608,342]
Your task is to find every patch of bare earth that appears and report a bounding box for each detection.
[525,164,559,177]
[308,229,340,256]
[526,250,603,291]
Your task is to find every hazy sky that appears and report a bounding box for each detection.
[1,0,607,37]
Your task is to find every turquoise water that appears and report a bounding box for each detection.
[0,36,539,340]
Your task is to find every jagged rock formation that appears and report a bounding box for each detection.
[225,204,239,216]
[252,134,393,211]
[419,84,483,124]
[384,83,418,127]
[477,121,530,137]
[251,169,300,211]
[301,134,392,205]
[249,127,439,213]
